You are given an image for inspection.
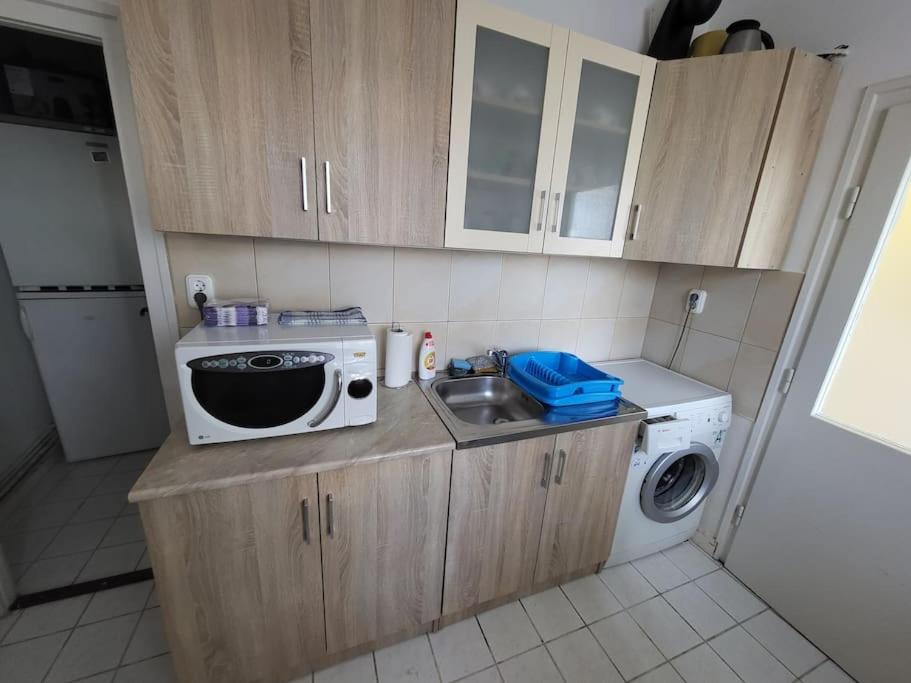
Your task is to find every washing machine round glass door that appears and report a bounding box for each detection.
[640,442,719,523]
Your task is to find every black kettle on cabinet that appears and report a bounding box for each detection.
[721,20,775,53]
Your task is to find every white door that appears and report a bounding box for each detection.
[725,103,911,682]
[543,35,654,258]
[444,0,567,253]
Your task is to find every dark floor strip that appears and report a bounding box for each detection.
[10,568,154,610]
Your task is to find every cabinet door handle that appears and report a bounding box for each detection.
[550,192,562,233]
[301,498,310,543]
[541,452,553,488]
[628,203,642,240]
[326,493,335,537]
[535,189,548,231]
[554,449,567,485]
[300,157,309,211]
[324,161,333,214]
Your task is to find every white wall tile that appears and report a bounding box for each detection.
[728,343,776,420]
[582,259,626,318]
[447,321,496,363]
[254,239,329,312]
[393,248,451,322]
[650,264,704,325]
[329,244,394,323]
[642,318,687,369]
[542,256,589,319]
[576,318,616,362]
[494,320,540,353]
[498,254,548,320]
[619,261,660,317]
[609,317,648,359]
[369,324,388,372]
[449,252,502,321]
[742,271,803,351]
[679,330,739,390]
[538,319,579,353]
[692,268,761,341]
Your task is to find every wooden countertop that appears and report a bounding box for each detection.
[129,382,454,502]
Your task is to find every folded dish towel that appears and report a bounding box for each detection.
[278,306,368,326]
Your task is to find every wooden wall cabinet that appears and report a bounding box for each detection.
[121,0,454,247]
[624,49,839,269]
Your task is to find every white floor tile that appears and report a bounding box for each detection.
[45,475,104,502]
[695,571,766,622]
[94,472,141,496]
[146,585,159,608]
[671,644,740,683]
[78,542,145,582]
[477,602,540,662]
[629,597,701,659]
[429,618,494,682]
[600,563,658,608]
[802,660,856,682]
[17,552,91,593]
[122,608,168,664]
[71,495,127,524]
[3,594,90,644]
[0,631,68,683]
[78,672,116,683]
[41,520,113,559]
[632,553,690,593]
[136,548,152,570]
[60,458,118,479]
[635,663,684,683]
[100,516,146,548]
[375,635,439,683]
[561,575,623,624]
[743,610,825,677]
[546,628,623,683]
[497,646,561,683]
[521,587,583,642]
[589,612,665,681]
[662,543,719,580]
[111,451,155,473]
[81,581,154,625]
[0,611,19,642]
[315,653,377,683]
[2,500,81,534]
[113,653,177,682]
[2,528,57,564]
[46,612,140,683]
[663,583,735,639]
[708,626,792,683]
[455,667,501,682]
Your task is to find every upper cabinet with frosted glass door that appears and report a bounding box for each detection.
[444,0,655,258]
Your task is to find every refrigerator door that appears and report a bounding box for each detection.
[18,293,168,461]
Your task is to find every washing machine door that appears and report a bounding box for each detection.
[640,442,718,523]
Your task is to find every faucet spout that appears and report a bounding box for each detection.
[487,347,510,378]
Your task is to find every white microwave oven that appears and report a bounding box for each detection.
[176,319,376,445]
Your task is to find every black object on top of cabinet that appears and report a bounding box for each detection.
[647,0,724,60]
[720,20,775,53]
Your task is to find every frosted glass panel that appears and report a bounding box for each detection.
[464,27,549,234]
[561,61,638,241]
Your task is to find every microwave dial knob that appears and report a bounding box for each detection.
[317,355,325,362]
[308,354,318,363]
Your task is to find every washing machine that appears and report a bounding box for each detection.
[594,359,731,566]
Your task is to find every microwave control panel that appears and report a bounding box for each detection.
[188,351,335,372]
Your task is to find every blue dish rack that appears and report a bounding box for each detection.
[508,352,623,407]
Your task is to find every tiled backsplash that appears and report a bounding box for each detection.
[166,234,660,373]
[642,263,803,420]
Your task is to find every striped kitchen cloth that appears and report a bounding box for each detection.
[278,306,368,326]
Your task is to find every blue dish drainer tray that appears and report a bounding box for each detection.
[508,351,623,407]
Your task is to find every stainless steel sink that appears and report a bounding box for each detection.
[422,374,646,449]
[432,375,546,425]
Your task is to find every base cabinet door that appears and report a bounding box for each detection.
[442,436,553,614]
[318,450,452,653]
[140,475,325,683]
[534,423,637,584]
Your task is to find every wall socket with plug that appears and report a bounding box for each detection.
[687,289,707,314]
[186,274,214,307]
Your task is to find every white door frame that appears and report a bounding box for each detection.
[0,0,182,427]
[715,74,911,558]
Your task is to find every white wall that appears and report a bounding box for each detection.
[703,0,911,272]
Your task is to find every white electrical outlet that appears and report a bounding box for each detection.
[186,274,214,307]
[687,289,708,314]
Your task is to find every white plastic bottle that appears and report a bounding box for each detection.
[418,331,436,380]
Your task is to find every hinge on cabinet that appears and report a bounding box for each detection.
[844,185,862,219]
[732,504,746,527]
[779,367,796,395]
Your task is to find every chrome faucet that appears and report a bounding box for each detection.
[487,347,510,377]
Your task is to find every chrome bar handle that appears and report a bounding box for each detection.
[326,494,334,537]
[308,369,343,428]
[324,161,333,214]
[301,498,310,543]
[541,452,552,488]
[535,190,548,231]
[628,204,642,240]
[550,192,562,233]
[300,158,309,211]
[554,450,567,485]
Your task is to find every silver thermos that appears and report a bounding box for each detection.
[721,20,775,53]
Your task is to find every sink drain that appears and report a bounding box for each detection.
[493,418,509,425]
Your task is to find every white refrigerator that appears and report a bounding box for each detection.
[1,122,169,461]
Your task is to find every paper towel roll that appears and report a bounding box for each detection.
[384,326,413,388]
